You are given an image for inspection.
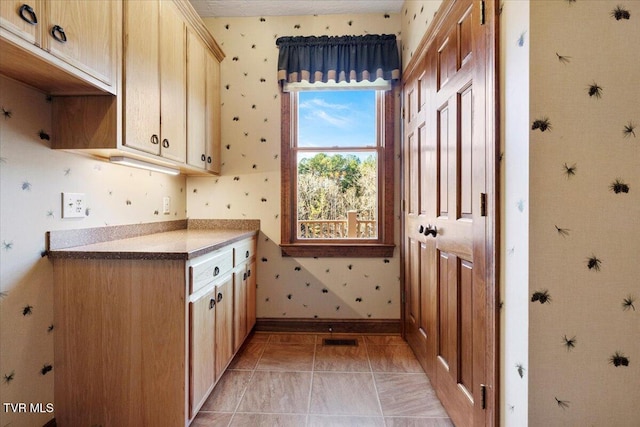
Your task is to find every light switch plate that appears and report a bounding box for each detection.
[162,196,171,215]
[62,192,86,218]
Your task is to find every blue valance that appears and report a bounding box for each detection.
[276,34,400,84]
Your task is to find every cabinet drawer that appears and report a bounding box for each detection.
[234,238,255,266]
[189,248,232,294]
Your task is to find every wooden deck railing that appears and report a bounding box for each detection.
[298,211,376,239]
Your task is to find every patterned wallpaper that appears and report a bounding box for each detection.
[528,1,638,425]
[0,76,186,427]
[400,0,443,69]
[188,12,402,320]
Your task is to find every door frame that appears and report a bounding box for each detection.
[399,0,499,425]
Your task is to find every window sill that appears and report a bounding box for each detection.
[280,243,395,258]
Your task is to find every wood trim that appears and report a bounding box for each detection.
[172,0,225,61]
[280,243,395,258]
[255,318,401,334]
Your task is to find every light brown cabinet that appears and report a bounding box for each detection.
[186,30,222,173]
[123,0,186,162]
[49,0,224,175]
[0,0,118,94]
[233,237,257,352]
[52,233,257,426]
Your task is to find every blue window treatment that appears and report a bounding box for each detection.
[276,35,400,84]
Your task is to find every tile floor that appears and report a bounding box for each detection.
[192,332,453,427]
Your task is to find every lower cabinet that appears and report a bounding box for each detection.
[52,234,257,426]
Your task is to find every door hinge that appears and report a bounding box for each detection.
[480,193,487,217]
[480,384,487,410]
[401,289,405,304]
[480,0,486,25]
[401,199,406,212]
[401,107,405,120]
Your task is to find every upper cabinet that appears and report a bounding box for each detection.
[0,0,119,94]
[49,0,225,176]
[123,0,186,162]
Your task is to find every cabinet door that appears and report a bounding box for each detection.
[159,1,186,163]
[233,266,247,352]
[246,259,256,333]
[0,0,41,45]
[123,0,161,155]
[189,286,216,418]
[47,0,116,86]
[186,29,207,169]
[205,50,221,174]
[214,277,234,379]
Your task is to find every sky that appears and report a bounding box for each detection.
[297,90,376,149]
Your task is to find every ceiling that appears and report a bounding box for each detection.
[189,0,404,18]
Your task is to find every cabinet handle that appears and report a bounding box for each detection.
[150,134,159,145]
[245,250,250,259]
[162,138,169,148]
[50,25,67,43]
[19,4,38,25]
[247,269,251,278]
[213,266,219,277]
[209,298,215,309]
[207,156,212,164]
[243,272,247,281]
[217,292,223,302]
[201,154,206,162]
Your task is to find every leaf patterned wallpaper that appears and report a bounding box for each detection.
[527,1,638,425]
[188,12,403,320]
[0,76,186,427]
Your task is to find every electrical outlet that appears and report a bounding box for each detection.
[62,192,86,219]
[162,196,171,215]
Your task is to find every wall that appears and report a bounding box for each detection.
[529,1,639,425]
[188,13,402,320]
[400,1,443,69]
[499,1,530,426]
[0,76,186,427]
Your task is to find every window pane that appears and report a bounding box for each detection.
[296,152,378,239]
[297,90,376,148]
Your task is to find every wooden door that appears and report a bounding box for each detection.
[402,0,496,426]
[0,0,41,45]
[159,0,186,163]
[233,266,247,352]
[214,276,234,378]
[205,49,222,174]
[189,285,216,418]
[47,0,116,86]
[186,28,207,169]
[123,0,161,155]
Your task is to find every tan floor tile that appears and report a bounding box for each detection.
[363,335,405,345]
[384,417,454,426]
[256,343,315,371]
[268,333,317,344]
[314,343,370,372]
[237,371,312,413]
[191,412,233,427]
[375,373,448,417]
[309,372,381,416]
[200,370,253,412]
[228,341,266,370]
[247,332,270,343]
[308,415,385,426]
[367,344,424,373]
[230,413,307,426]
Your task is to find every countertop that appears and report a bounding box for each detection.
[47,219,259,260]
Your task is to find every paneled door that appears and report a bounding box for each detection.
[402,0,497,426]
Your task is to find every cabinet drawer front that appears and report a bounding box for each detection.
[189,249,233,294]
[234,239,255,266]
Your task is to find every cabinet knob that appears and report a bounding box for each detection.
[201,154,206,162]
[207,156,212,164]
[245,250,250,259]
[19,4,38,25]
[217,292,223,302]
[247,269,251,278]
[213,266,220,277]
[150,134,159,145]
[243,272,247,281]
[162,138,169,148]
[50,25,67,43]
[209,298,215,309]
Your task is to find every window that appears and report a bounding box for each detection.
[280,85,395,257]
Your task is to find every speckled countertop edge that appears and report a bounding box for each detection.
[47,219,260,260]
